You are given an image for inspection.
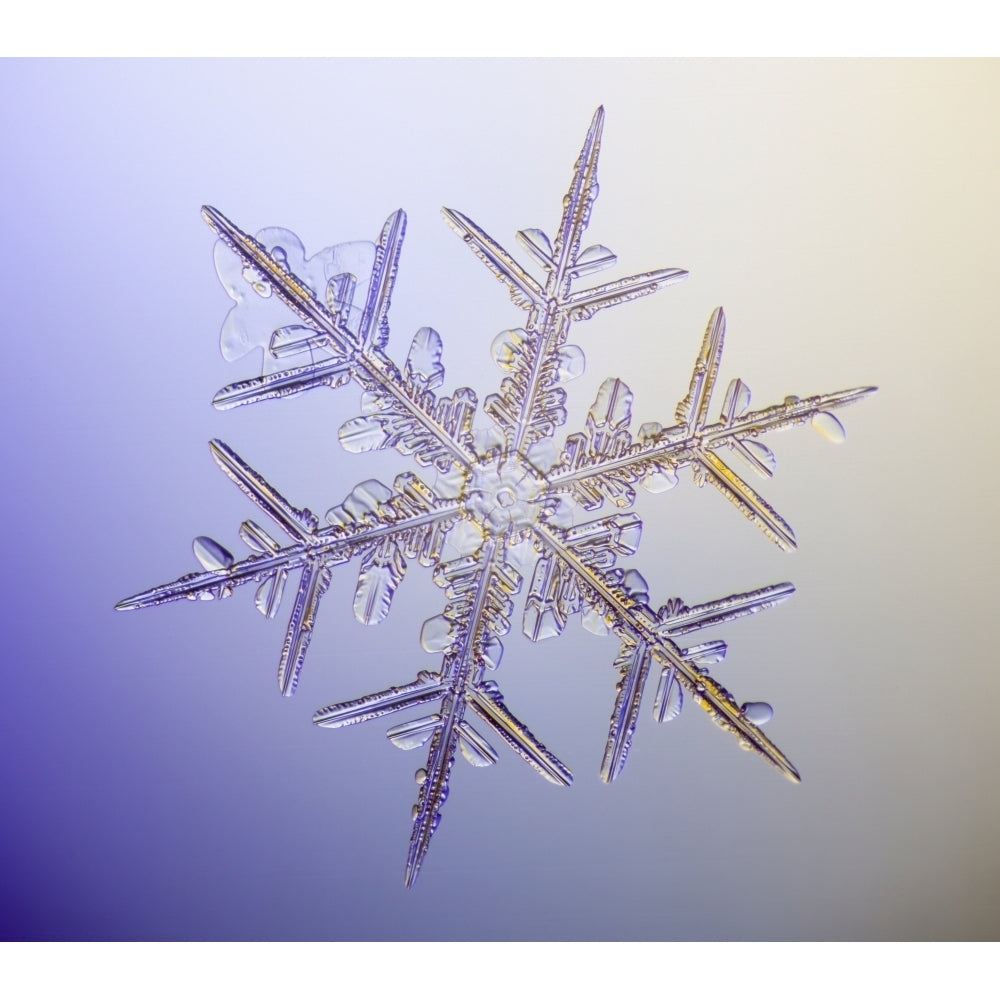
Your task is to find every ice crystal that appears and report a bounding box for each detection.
[118,108,875,886]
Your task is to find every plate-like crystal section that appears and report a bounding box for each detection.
[463,457,543,537]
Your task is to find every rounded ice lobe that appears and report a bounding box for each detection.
[193,536,234,572]
[740,701,774,727]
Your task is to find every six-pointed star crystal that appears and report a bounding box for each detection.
[118,108,875,886]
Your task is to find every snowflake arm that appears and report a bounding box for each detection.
[549,307,877,548]
[203,206,478,472]
[314,537,571,885]
[117,440,462,697]
[599,581,795,783]
[445,107,688,453]
[532,520,801,783]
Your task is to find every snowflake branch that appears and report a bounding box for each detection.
[203,206,477,470]
[277,558,331,696]
[466,685,573,786]
[563,268,688,321]
[446,109,687,453]
[116,549,310,611]
[550,105,605,284]
[313,537,569,885]
[532,521,801,783]
[115,494,459,608]
[440,208,545,311]
[596,581,795,782]
[117,444,462,697]
[548,306,876,547]
[600,636,654,782]
[209,439,319,541]
[405,537,506,886]
[656,582,796,637]
[313,671,449,728]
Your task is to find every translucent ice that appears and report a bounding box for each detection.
[119,108,875,886]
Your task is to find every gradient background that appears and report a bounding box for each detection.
[2,59,998,941]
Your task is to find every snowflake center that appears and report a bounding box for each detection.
[463,457,543,536]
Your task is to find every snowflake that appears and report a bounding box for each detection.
[118,108,875,886]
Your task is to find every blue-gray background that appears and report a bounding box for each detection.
[2,59,997,940]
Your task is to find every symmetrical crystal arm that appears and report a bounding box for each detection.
[550,105,604,285]
[118,443,460,610]
[597,581,795,783]
[548,306,876,549]
[117,438,462,700]
[532,521,801,783]
[551,384,875,489]
[403,692,460,887]
[404,537,503,886]
[203,206,477,470]
[313,536,570,885]
[445,108,687,454]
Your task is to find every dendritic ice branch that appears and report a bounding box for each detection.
[118,106,876,886]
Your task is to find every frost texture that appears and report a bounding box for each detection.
[118,109,876,886]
